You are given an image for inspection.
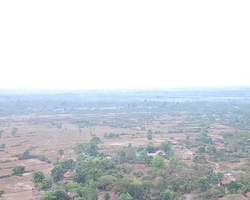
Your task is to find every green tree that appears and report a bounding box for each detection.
[147,132,152,140]
[55,190,70,200]
[119,151,126,163]
[61,159,76,173]
[85,143,98,157]
[77,186,98,200]
[65,182,82,192]
[90,136,101,143]
[197,146,206,154]
[33,171,45,183]
[152,155,165,168]
[126,184,144,199]
[140,150,151,165]
[75,198,86,200]
[13,166,25,175]
[0,189,5,197]
[42,190,57,200]
[89,179,96,189]
[51,165,64,182]
[160,190,176,200]
[169,156,179,167]
[160,142,172,158]
[119,192,133,200]
[59,149,64,157]
[105,192,110,200]
[96,175,117,190]
[37,177,52,190]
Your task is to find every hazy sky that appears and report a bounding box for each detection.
[0,1,250,90]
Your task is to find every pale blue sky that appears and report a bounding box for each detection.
[0,1,249,90]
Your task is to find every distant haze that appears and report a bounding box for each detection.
[0,1,250,90]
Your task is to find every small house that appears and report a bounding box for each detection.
[245,192,250,198]
[64,171,74,182]
[220,180,232,186]
[156,150,165,155]
[217,144,226,149]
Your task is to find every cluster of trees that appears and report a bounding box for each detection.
[32,138,234,200]
[18,149,51,163]
[104,133,124,139]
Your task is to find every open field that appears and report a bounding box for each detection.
[0,111,238,200]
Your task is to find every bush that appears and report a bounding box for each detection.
[105,192,110,200]
[13,166,25,175]
[133,171,145,178]
[0,189,5,197]
[37,177,52,190]
[33,171,45,183]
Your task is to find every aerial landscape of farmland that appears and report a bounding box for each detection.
[1,89,250,199]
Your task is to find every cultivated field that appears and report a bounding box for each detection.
[0,112,237,200]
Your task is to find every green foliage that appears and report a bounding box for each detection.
[119,151,127,163]
[0,189,5,197]
[18,150,32,160]
[104,192,110,200]
[169,156,179,167]
[33,171,45,183]
[160,190,176,200]
[54,190,70,200]
[75,142,98,157]
[42,191,57,200]
[160,142,172,158]
[126,183,144,199]
[61,159,76,173]
[119,164,134,174]
[18,150,51,163]
[139,150,151,165]
[77,186,98,200]
[59,149,64,156]
[90,136,102,143]
[75,198,86,200]
[13,166,25,175]
[51,165,64,182]
[198,186,225,199]
[65,182,82,192]
[119,192,133,200]
[37,177,52,190]
[193,154,207,164]
[96,175,117,190]
[146,142,158,153]
[0,143,5,148]
[110,177,134,194]
[147,131,152,140]
[199,133,213,144]
[104,133,120,139]
[133,171,145,178]
[152,155,165,168]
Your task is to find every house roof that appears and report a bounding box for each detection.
[217,144,226,149]
[245,192,250,197]
[156,150,165,154]
[64,171,74,178]
[218,198,228,200]
[221,180,232,185]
